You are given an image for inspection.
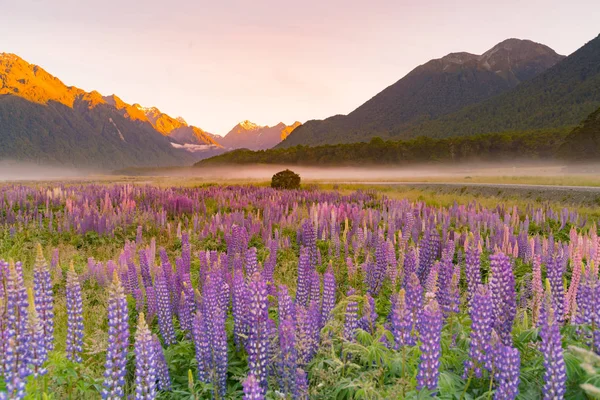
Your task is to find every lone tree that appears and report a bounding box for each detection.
[271,169,301,190]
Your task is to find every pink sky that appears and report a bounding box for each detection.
[1,0,598,135]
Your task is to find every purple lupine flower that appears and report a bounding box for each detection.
[343,289,358,342]
[489,251,517,345]
[155,268,176,346]
[26,288,48,377]
[296,368,309,400]
[278,317,298,397]
[464,235,482,307]
[66,263,84,363]
[127,259,140,294]
[367,241,388,296]
[402,246,418,288]
[296,302,321,366]
[302,220,318,267]
[390,289,414,349]
[1,335,26,400]
[321,264,336,326]
[436,241,455,315]
[246,273,269,393]
[424,261,439,296]
[416,294,443,392]
[145,287,158,322]
[198,276,229,397]
[546,253,566,324]
[464,285,493,378]
[309,270,321,306]
[359,293,378,335]
[4,261,31,390]
[139,249,153,289]
[242,374,264,400]
[540,287,566,400]
[278,285,296,322]
[33,244,54,354]
[192,306,211,384]
[492,338,521,400]
[102,272,130,400]
[232,270,249,349]
[245,247,259,278]
[134,313,157,400]
[296,247,311,307]
[152,334,171,391]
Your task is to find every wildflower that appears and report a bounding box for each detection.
[102,272,130,400]
[66,262,84,363]
[134,313,157,400]
[416,294,443,392]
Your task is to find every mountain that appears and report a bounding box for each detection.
[130,104,222,147]
[0,53,219,168]
[403,34,600,139]
[219,120,302,150]
[559,106,600,161]
[279,38,565,147]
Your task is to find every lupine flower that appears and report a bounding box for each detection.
[246,273,270,393]
[343,289,358,342]
[278,316,298,397]
[152,334,171,391]
[134,313,157,400]
[33,244,54,354]
[390,289,414,349]
[197,276,229,398]
[145,287,158,322]
[489,251,517,345]
[155,268,176,346]
[66,262,84,363]
[321,264,336,326]
[278,285,296,322]
[242,374,264,400]
[491,337,521,400]
[26,288,47,377]
[309,270,321,305]
[4,261,31,392]
[296,247,311,307]
[245,247,259,278]
[540,284,567,400]
[102,272,130,400]
[368,241,388,296]
[416,294,443,392]
[402,247,418,288]
[359,293,378,335]
[546,253,566,324]
[232,270,249,349]
[464,235,482,307]
[296,368,309,400]
[192,306,211,384]
[464,285,493,378]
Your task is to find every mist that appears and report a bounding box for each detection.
[114,161,600,185]
[0,160,95,182]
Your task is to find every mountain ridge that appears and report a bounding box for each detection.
[278,38,566,147]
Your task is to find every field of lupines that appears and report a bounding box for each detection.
[1,183,600,399]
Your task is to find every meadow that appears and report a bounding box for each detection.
[1,181,599,399]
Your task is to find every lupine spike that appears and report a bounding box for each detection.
[66,262,84,363]
[416,293,443,392]
[101,271,130,400]
[134,313,157,400]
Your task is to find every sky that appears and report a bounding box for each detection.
[1,0,598,136]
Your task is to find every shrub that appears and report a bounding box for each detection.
[271,169,301,190]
